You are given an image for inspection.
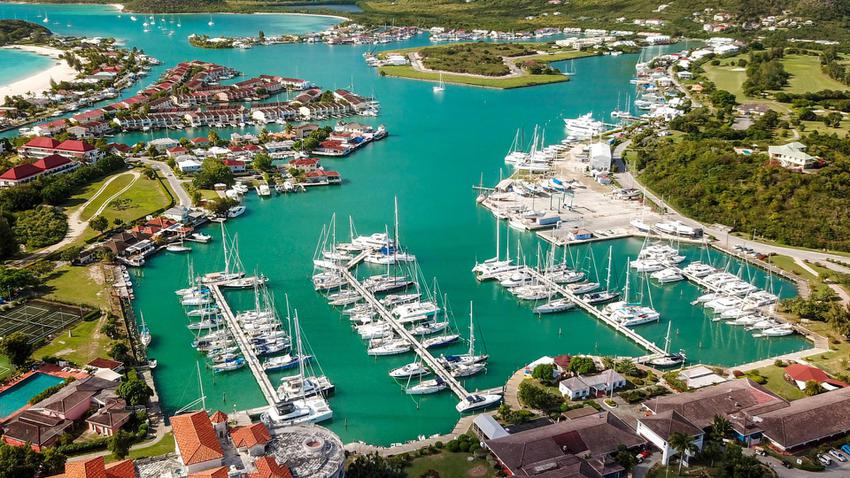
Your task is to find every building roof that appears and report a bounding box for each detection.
[56,140,95,153]
[643,379,787,433]
[250,456,293,478]
[33,154,73,170]
[231,422,271,449]
[44,390,95,414]
[473,414,509,440]
[61,457,136,478]
[486,412,644,476]
[784,364,847,387]
[23,136,61,149]
[757,387,850,449]
[88,358,123,370]
[3,410,73,446]
[170,411,224,466]
[209,410,228,424]
[188,466,229,478]
[639,410,703,439]
[0,162,41,180]
[560,370,625,392]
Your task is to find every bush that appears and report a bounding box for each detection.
[13,205,68,248]
[55,437,109,455]
[518,380,564,413]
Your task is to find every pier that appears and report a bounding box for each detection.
[335,265,477,404]
[208,281,280,408]
[522,267,666,360]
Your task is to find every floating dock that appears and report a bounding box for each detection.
[523,267,666,360]
[208,281,281,408]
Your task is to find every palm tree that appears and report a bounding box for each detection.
[711,415,732,441]
[668,431,698,475]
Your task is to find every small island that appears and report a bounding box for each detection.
[373,41,603,89]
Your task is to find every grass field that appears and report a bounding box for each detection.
[43,264,107,309]
[34,314,110,365]
[782,55,848,94]
[78,176,172,241]
[379,64,567,88]
[79,173,136,221]
[753,365,806,401]
[0,354,11,381]
[405,451,496,478]
[804,321,850,377]
[126,433,175,461]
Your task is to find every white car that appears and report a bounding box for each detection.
[829,449,847,462]
[818,454,833,466]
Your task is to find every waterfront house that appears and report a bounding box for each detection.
[472,414,509,441]
[148,137,180,152]
[559,369,627,399]
[32,119,68,137]
[49,456,137,478]
[171,411,225,474]
[1,410,73,452]
[72,109,107,124]
[0,155,79,188]
[768,142,816,169]
[783,363,847,391]
[55,139,103,162]
[289,158,320,172]
[223,159,248,174]
[676,366,727,389]
[230,422,272,456]
[485,411,645,478]
[290,124,320,139]
[304,170,342,185]
[333,89,371,113]
[636,411,705,465]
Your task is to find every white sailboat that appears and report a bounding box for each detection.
[439,301,488,367]
[139,312,152,347]
[433,72,445,93]
[650,322,686,367]
[276,308,335,401]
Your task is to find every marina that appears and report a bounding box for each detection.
[0,3,812,446]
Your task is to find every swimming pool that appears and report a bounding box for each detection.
[0,373,65,418]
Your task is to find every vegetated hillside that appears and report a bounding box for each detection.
[0,19,51,47]
[638,137,850,252]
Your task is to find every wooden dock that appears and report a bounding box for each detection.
[208,281,280,408]
[523,267,665,359]
[337,268,476,403]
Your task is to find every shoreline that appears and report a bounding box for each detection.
[0,45,77,100]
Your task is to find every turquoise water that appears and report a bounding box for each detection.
[0,373,64,418]
[0,49,53,86]
[0,4,809,445]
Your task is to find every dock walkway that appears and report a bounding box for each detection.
[523,267,665,359]
[208,282,280,408]
[337,267,474,402]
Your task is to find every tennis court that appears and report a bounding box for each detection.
[0,301,88,345]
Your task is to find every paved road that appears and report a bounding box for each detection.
[746,448,850,477]
[140,157,191,207]
[613,169,850,274]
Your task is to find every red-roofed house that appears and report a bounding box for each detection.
[288,158,320,172]
[222,159,247,174]
[250,457,293,478]
[170,411,224,474]
[0,154,78,187]
[209,411,228,437]
[55,456,137,478]
[87,357,124,372]
[784,364,848,391]
[72,109,107,124]
[230,422,271,456]
[19,136,61,159]
[56,139,103,162]
[32,119,68,136]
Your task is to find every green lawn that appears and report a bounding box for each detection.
[379,64,567,88]
[768,254,816,282]
[43,264,108,309]
[80,176,172,241]
[806,320,850,377]
[79,173,136,221]
[753,365,806,401]
[33,314,111,366]
[0,354,11,381]
[126,433,175,461]
[782,54,848,94]
[65,173,128,210]
[405,451,496,478]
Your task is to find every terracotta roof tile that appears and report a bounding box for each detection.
[250,457,293,478]
[170,411,224,466]
[188,466,229,478]
[23,136,60,149]
[230,422,271,449]
[209,411,228,424]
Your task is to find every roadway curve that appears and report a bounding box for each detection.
[139,157,191,207]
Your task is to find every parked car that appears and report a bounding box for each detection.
[829,449,847,462]
[781,461,792,469]
[818,454,833,466]
[639,450,652,459]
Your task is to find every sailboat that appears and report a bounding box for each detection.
[406,376,447,394]
[602,264,660,327]
[207,16,215,26]
[563,59,576,76]
[364,198,416,264]
[202,223,245,284]
[439,301,488,367]
[472,220,518,279]
[584,246,620,305]
[389,360,430,378]
[446,303,487,378]
[650,322,686,367]
[433,72,445,93]
[139,312,152,347]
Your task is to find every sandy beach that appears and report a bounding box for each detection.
[0,45,77,100]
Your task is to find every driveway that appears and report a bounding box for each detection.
[139,157,191,207]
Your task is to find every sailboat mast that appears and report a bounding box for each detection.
[197,361,206,411]
[624,264,630,303]
[293,310,307,400]
[220,222,229,274]
[394,196,400,262]
[495,219,500,261]
[468,301,475,356]
[606,245,613,290]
